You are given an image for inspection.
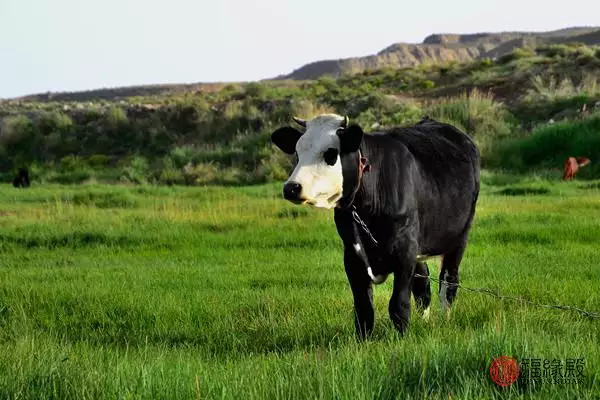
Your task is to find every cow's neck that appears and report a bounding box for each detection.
[337,136,389,217]
[337,148,370,210]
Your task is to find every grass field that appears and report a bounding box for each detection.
[1,172,599,399]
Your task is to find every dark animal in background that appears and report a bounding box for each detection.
[271,113,480,339]
[562,157,591,181]
[12,168,30,188]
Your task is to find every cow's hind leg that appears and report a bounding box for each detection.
[411,261,431,321]
[439,240,468,317]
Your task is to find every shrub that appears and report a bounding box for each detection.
[60,155,85,172]
[87,154,110,168]
[254,149,293,183]
[244,82,266,99]
[511,74,600,126]
[106,107,129,128]
[0,115,37,168]
[37,111,73,136]
[487,114,600,176]
[158,167,184,186]
[120,156,150,184]
[424,89,516,156]
[182,162,219,185]
[420,80,436,89]
[169,146,197,169]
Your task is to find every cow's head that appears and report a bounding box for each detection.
[576,157,591,167]
[271,113,364,209]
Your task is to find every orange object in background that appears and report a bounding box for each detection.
[562,157,591,180]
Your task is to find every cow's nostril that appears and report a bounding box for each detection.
[283,182,302,200]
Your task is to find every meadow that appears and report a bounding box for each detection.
[0,172,599,399]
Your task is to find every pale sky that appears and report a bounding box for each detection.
[1,0,599,99]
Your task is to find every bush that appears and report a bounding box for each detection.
[420,80,435,89]
[424,89,516,156]
[511,74,600,126]
[254,149,293,183]
[182,162,219,185]
[487,114,600,176]
[244,83,266,99]
[37,111,73,136]
[87,154,110,168]
[0,115,37,168]
[119,156,150,184]
[158,167,185,186]
[168,146,197,169]
[60,155,85,172]
[106,107,129,128]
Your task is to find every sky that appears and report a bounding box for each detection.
[1,0,599,99]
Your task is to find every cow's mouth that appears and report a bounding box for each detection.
[301,192,342,209]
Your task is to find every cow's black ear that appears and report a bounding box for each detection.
[339,124,363,154]
[271,127,303,155]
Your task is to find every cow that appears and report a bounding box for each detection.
[271,113,480,339]
[12,168,30,188]
[562,157,591,181]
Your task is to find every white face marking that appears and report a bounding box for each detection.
[353,243,361,253]
[286,114,345,209]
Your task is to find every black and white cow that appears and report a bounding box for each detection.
[12,168,30,188]
[271,113,480,339]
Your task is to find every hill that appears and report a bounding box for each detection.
[2,38,600,186]
[274,27,600,80]
[6,26,600,104]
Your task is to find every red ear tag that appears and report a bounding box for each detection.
[360,157,371,172]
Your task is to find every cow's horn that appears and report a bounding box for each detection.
[292,116,307,127]
[341,115,349,128]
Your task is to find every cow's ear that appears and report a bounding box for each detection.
[338,124,363,154]
[271,127,303,155]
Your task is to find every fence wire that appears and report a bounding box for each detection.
[413,273,600,319]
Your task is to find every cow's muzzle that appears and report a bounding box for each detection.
[283,181,303,203]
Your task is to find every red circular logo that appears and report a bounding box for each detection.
[489,356,520,387]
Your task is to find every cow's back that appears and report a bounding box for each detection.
[384,118,480,253]
[385,119,479,183]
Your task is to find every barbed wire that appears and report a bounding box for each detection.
[413,273,600,319]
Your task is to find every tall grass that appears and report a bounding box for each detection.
[424,89,516,158]
[488,113,600,176]
[511,74,600,126]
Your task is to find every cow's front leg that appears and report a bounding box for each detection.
[343,246,374,340]
[388,239,418,336]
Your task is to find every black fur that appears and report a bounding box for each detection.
[337,125,363,154]
[271,127,303,155]
[12,168,30,188]
[272,117,480,339]
[335,118,480,338]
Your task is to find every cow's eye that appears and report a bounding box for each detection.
[324,148,338,166]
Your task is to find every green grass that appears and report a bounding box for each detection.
[1,174,599,399]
